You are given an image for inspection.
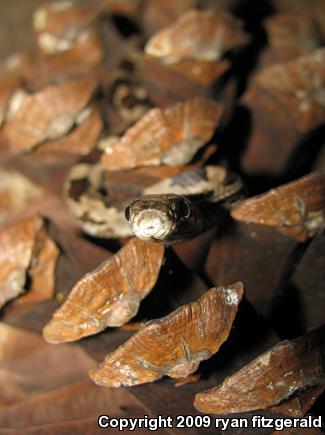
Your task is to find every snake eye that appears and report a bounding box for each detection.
[178,199,191,219]
[124,206,131,222]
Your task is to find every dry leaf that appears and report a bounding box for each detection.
[0,73,20,127]
[165,58,230,87]
[33,1,99,55]
[145,10,248,63]
[32,107,102,158]
[261,12,320,65]
[89,283,244,387]
[43,238,164,343]
[0,379,141,430]
[100,98,223,170]
[231,171,325,241]
[271,385,325,417]
[0,170,43,226]
[254,48,325,132]
[0,216,58,309]
[0,216,42,308]
[194,326,325,414]
[2,75,97,152]
[18,224,59,304]
[29,33,104,87]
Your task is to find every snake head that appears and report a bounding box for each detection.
[125,194,192,243]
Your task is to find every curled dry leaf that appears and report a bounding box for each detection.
[273,0,325,41]
[89,283,244,387]
[100,98,223,170]
[142,0,196,37]
[145,10,249,63]
[43,237,164,343]
[2,75,97,152]
[261,12,321,66]
[0,170,42,225]
[194,325,325,414]
[0,322,45,362]
[0,217,42,309]
[165,58,231,87]
[253,48,325,132]
[271,385,325,417]
[0,73,20,127]
[31,32,104,86]
[32,107,102,158]
[33,0,99,55]
[0,216,59,309]
[0,379,144,430]
[142,55,232,108]
[18,223,59,304]
[231,171,325,241]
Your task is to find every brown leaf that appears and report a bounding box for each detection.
[21,36,103,89]
[194,326,325,414]
[32,107,102,159]
[273,0,325,41]
[0,169,43,227]
[0,73,21,127]
[271,385,325,417]
[231,171,325,241]
[89,283,244,387]
[0,216,42,308]
[100,98,223,170]
[261,12,321,66]
[43,238,164,343]
[144,10,248,63]
[0,215,59,309]
[33,1,99,55]
[0,322,45,362]
[18,224,59,304]
[254,48,325,132]
[142,0,196,38]
[0,323,96,405]
[0,380,141,430]
[165,58,230,87]
[2,75,97,152]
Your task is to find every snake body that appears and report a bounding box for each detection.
[125,193,223,243]
[125,169,243,243]
[65,163,243,243]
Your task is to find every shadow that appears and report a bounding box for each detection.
[198,297,278,383]
[282,125,325,180]
[231,0,275,96]
[111,14,140,38]
[267,283,307,340]
[310,390,325,421]
[134,248,207,322]
[83,234,123,253]
[214,104,253,175]
[265,240,312,339]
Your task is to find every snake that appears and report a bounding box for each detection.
[125,168,243,243]
[65,162,243,244]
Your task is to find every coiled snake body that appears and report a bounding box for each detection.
[125,168,243,243]
[65,164,243,244]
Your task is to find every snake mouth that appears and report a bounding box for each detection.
[129,209,174,242]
